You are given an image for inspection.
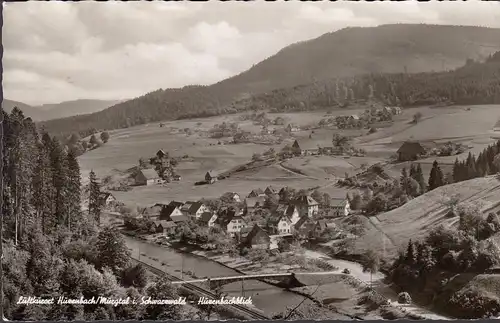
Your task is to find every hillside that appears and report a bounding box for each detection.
[1,99,45,121]
[2,98,123,121]
[36,99,123,120]
[355,176,500,260]
[39,24,500,137]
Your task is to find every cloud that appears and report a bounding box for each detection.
[3,1,500,105]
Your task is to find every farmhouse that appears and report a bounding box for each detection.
[244,196,266,213]
[292,140,319,156]
[269,214,293,235]
[159,202,184,221]
[244,224,271,249]
[218,208,247,237]
[293,195,319,218]
[397,141,426,161]
[248,188,265,198]
[350,115,360,121]
[286,124,299,132]
[294,217,316,238]
[153,220,177,234]
[181,202,209,219]
[284,204,301,225]
[331,199,351,217]
[171,214,189,224]
[311,219,337,238]
[392,107,402,115]
[172,174,182,181]
[99,192,116,207]
[198,212,218,228]
[140,205,163,220]
[205,171,218,184]
[156,149,167,159]
[134,169,162,186]
[264,186,278,196]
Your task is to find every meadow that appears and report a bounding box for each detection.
[79,105,500,209]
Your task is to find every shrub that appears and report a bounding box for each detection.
[398,292,412,304]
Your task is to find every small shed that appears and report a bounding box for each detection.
[205,171,218,184]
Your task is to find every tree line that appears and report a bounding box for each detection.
[39,51,500,139]
[1,108,211,320]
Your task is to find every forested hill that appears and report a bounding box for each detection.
[39,24,500,137]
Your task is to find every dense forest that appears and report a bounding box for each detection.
[0,108,204,320]
[40,50,500,139]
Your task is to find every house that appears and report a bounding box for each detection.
[171,214,189,224]
[331,199,351,217]
[397,141,426,161]
[172,174,182,181]
[292,140,319,156]
[140,205,163,220]
[134,169,162,186]
[350,115,360,121]
[286,124,299,132]
[222,192,241,203]
[218,208,247,237]
[153,220,177,234]
[294,217,316,238]
[269,214,293,235]
[156,149,167,159]
[159,202,184,221]
[198,212,218,227]
[311,220,337,238]
[248,188,265,198]
[205,171,218,184]
[392,107,402,115]
[293,195,319,218]
[244,224,271,249]
[284,204,302,224]
[244,196,266,213]
[99,192,116,207]
[181,202,209,219]
[264,186,278,196]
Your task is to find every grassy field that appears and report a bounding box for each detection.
[354,176,500,260]
[79,105,500,209]
[355,105,500,162]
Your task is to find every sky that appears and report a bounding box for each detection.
[4,1,500,106]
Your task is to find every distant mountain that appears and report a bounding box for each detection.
[35,99,123,121]
[39,24,500,137]
[2,99,123,122]
[2,99,45,121]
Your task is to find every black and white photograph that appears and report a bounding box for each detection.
[2,0,500,321]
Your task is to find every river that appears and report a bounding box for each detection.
[120,231,312,316]
[104,213,449,320]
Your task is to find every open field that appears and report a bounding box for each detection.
[356,105,500,162]
[79,105,500,209]
[354,176,500,260]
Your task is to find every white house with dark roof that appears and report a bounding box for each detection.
[269,213,293,235]
[331,199,351,217]
[198,212,218,228]
[181,202,209,220]
[293,195,319,218]
[205,170,218,184]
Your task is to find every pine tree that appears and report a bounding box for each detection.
[428,160,444,191]
[88,170,102,224]
[49,137,69,228]
[400,167,410,195]
[66,150,82,232]
[415,164,426,193]
[452,158,460,183]
[406,239,415,266]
